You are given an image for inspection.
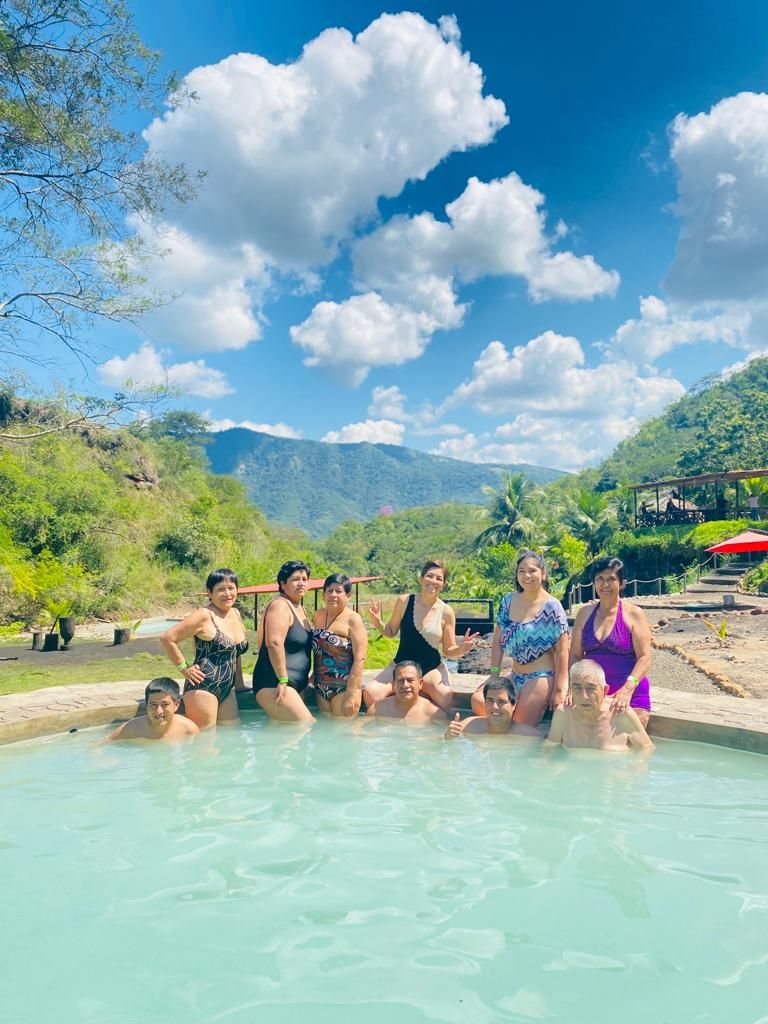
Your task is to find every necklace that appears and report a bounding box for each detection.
[323,606,345,632]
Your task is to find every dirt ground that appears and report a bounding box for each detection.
[639,593,768,700]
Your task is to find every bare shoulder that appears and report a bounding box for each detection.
[265,597,293,621]
[162,606,209,641]
[427,702,447,722]
[622,601,649,626]
[461,716,486,734]
[108,717,144,741]
[176,717,200,736]
[572,602,595,625]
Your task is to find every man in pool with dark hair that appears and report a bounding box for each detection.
[444,678,542,739]
[367,661,447,724]
[544,660,653,752]
[108,678,200,742]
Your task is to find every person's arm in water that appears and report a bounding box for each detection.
[569,605,589,666]
[611,604,653,714]
[234,609,248,692]
[264,600,295,705]
[160,611,208,687]
[368,594,407,638]
[620,708,655,751]
[551,630,570,711]
[342,612,368,717]
[543,707,566,747]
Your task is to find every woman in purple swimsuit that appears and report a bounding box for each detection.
[570,556,652,727]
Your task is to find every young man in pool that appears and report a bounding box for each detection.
[108,678,200,743]
[544,660,654,752]
[444,678,542,739]
[367,661,447,724]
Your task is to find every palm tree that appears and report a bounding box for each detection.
[475,472,541,549]
[560,488,616,555]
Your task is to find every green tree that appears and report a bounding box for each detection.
[474,473,540,549]
[561,488,616,556]
[0,0,199,368]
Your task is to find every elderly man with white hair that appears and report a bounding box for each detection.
[544,659,654,752]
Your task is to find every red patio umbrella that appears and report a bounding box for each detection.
[705,529,768,553]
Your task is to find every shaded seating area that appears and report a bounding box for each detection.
[238,575,382,628]
[629,469,768,528]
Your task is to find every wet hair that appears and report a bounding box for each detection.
[591,556,625,584]
[323,572,352,594]
[206,567,239,592]
[515,549,548,591]
[277,560,310,592]
[483,677,516,703]
[144,677,181,705]
[394,660,423,680]
[420,559,448,584]
[569,659,607,688]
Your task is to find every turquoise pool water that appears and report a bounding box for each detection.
[134,617,181,637]
[2,718,767,1024]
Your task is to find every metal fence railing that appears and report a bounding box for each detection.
[568,553,727,607]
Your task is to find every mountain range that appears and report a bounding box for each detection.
[204,430,564,537]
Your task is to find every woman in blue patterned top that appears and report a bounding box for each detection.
[471,550,569,728]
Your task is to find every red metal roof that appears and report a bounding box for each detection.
[237,575,382,595]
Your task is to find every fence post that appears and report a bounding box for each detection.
[633,580,638,597]
[658,577,662,596]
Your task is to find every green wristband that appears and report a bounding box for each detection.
[277,677,289,684]
[626,674,639,687]
[490,666,501,675]
[176,660,188,672]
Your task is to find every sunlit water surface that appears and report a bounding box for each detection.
[2,715,767,1024]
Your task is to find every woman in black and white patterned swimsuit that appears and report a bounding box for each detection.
[160,568,248,730]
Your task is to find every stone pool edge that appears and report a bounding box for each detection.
[0,673,766,754]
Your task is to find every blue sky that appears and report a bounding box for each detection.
[42,2,768,470]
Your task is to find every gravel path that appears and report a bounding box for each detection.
[649,646,721,695]
[460,637,721,696]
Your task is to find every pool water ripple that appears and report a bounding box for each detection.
[1,719,767,1023]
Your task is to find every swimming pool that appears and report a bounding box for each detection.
[2,717,766,1023]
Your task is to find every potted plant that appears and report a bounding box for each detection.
[41,600,74,652]
[113,619,142,646]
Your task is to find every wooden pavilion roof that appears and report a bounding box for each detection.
[627,468,768,492]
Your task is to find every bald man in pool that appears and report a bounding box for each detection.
[108,678,199,742]
[367,661,447,724]
[544,660,654,752]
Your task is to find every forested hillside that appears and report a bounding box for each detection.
[0,417,321,625]
[596,357,768,484]
[205,429,564,536]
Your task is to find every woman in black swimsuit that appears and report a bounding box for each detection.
[160,568,248,730]
[365,560,479,712]
[252,560,314,723]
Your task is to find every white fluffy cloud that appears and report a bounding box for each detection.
[436,328,686,470]
[666,92,768,305]
[321,419,405,445]
[205,417,301,438]
[134,222,269,353]
[604,295,750,362]
[290,293,443,386]
[431,423,605,473]
[367,384,462,436]
[98,343,233,398]
[292,173,619,381]
[138,13,507,352]
[146,13,505,267]
[450,331,684,417]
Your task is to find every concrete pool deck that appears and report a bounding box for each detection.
[0,671,766,754]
